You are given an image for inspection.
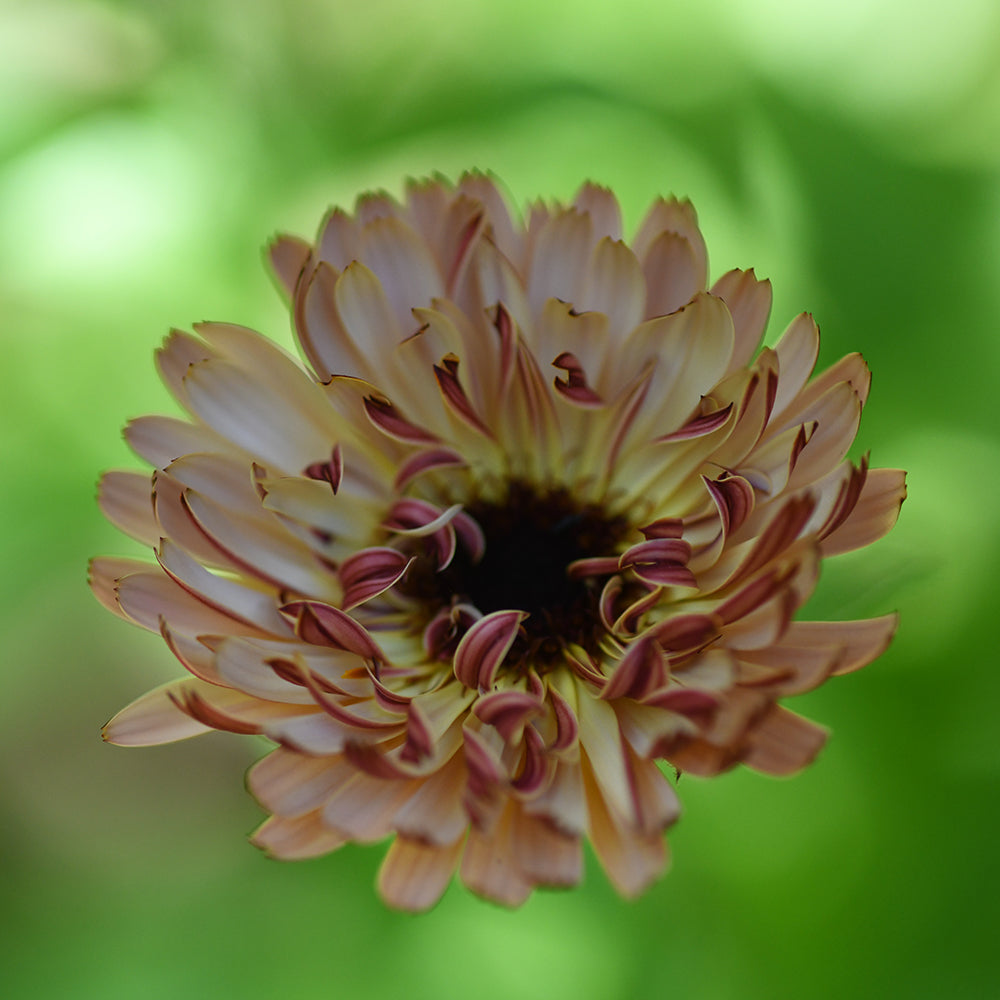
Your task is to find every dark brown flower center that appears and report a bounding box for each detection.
[402,481,629,665]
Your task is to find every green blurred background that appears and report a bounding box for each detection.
[2,0,998,996]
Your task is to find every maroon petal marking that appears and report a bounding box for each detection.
[619,538,696,588]
[563,645,609,686]
[365,665,413,711]
[492,303,517,397]
[512,725,550,794]
[818,455,869,539]
[473,690,544,742]
[649,614,719,655]
[639,518,683,540]
[703,472,755,539]
[725,494,815,589]
[453,610,527,689]
[167,689,261,736]
[393,447,467,490]
[304,444,343,494]
[655,402,733,442]
[339,547,413,610]
[567,556,621,580]
[434,355,496,439]
[599,575,624,631]
[280,600,383,661]
[462,726,507,829]
[291,663,404,732]
[343,742,412,779]
[643,687,718,725]
[600,636,668,701]
[446,209,486,295]
[383,499,462,569]
[423,603,481,660]
[612,584,665,636]
[553,351,604,407]
[452,510,486,563]
[716,564,794,625]
[400,700,435,763]
[363,394,440,444]
[547,685,579,751]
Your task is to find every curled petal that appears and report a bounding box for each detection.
[280,600,384,661]
[453,610,527,689]
[339,547,413,609]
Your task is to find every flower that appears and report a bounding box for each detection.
[93,173,905,910]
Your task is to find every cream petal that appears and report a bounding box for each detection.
[102,679,214,746]
[152,469,246,573]
[89,556,159,620]
[577,237,646,341]
[573,182,623,240]
[784,382,862,491]
[527,208,595,319]
[183,359,336,474]
[378,835,463,912]
[642,230,702,318]
[155,329,220,408]
[317,207,361,271]
[632,196,707,282]
[211,636,317,704]
[267,234,311,299]
[712,268,772,376]
[156,538,294,635]
[772,313,820,419]
[125,415,234,468]
[98,470,158,546]
[115,566,271,637]
[470,238,532,331]
[458,172,524,267]
[297,261,372,382]
[617,293,735,439]
[575,687,636,827]
[182,489,340,601]
[334,260,406,372]
[359,215,445,331]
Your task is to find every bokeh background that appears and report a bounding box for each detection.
[2,0,999,997]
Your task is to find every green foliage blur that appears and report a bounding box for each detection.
[2,1,998,997]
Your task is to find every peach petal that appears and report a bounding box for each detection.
[741,705,828,776]
[378,835,463,912]
[820,468,906,556]
[250,811,346,860]
[460,803,533,906]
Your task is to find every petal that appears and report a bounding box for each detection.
[250,811,346,860]
[712,268,772,375]
[378,835,463,912]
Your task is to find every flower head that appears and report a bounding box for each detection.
[94,174,905,909]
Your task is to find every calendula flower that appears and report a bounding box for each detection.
[93,174,905,910]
